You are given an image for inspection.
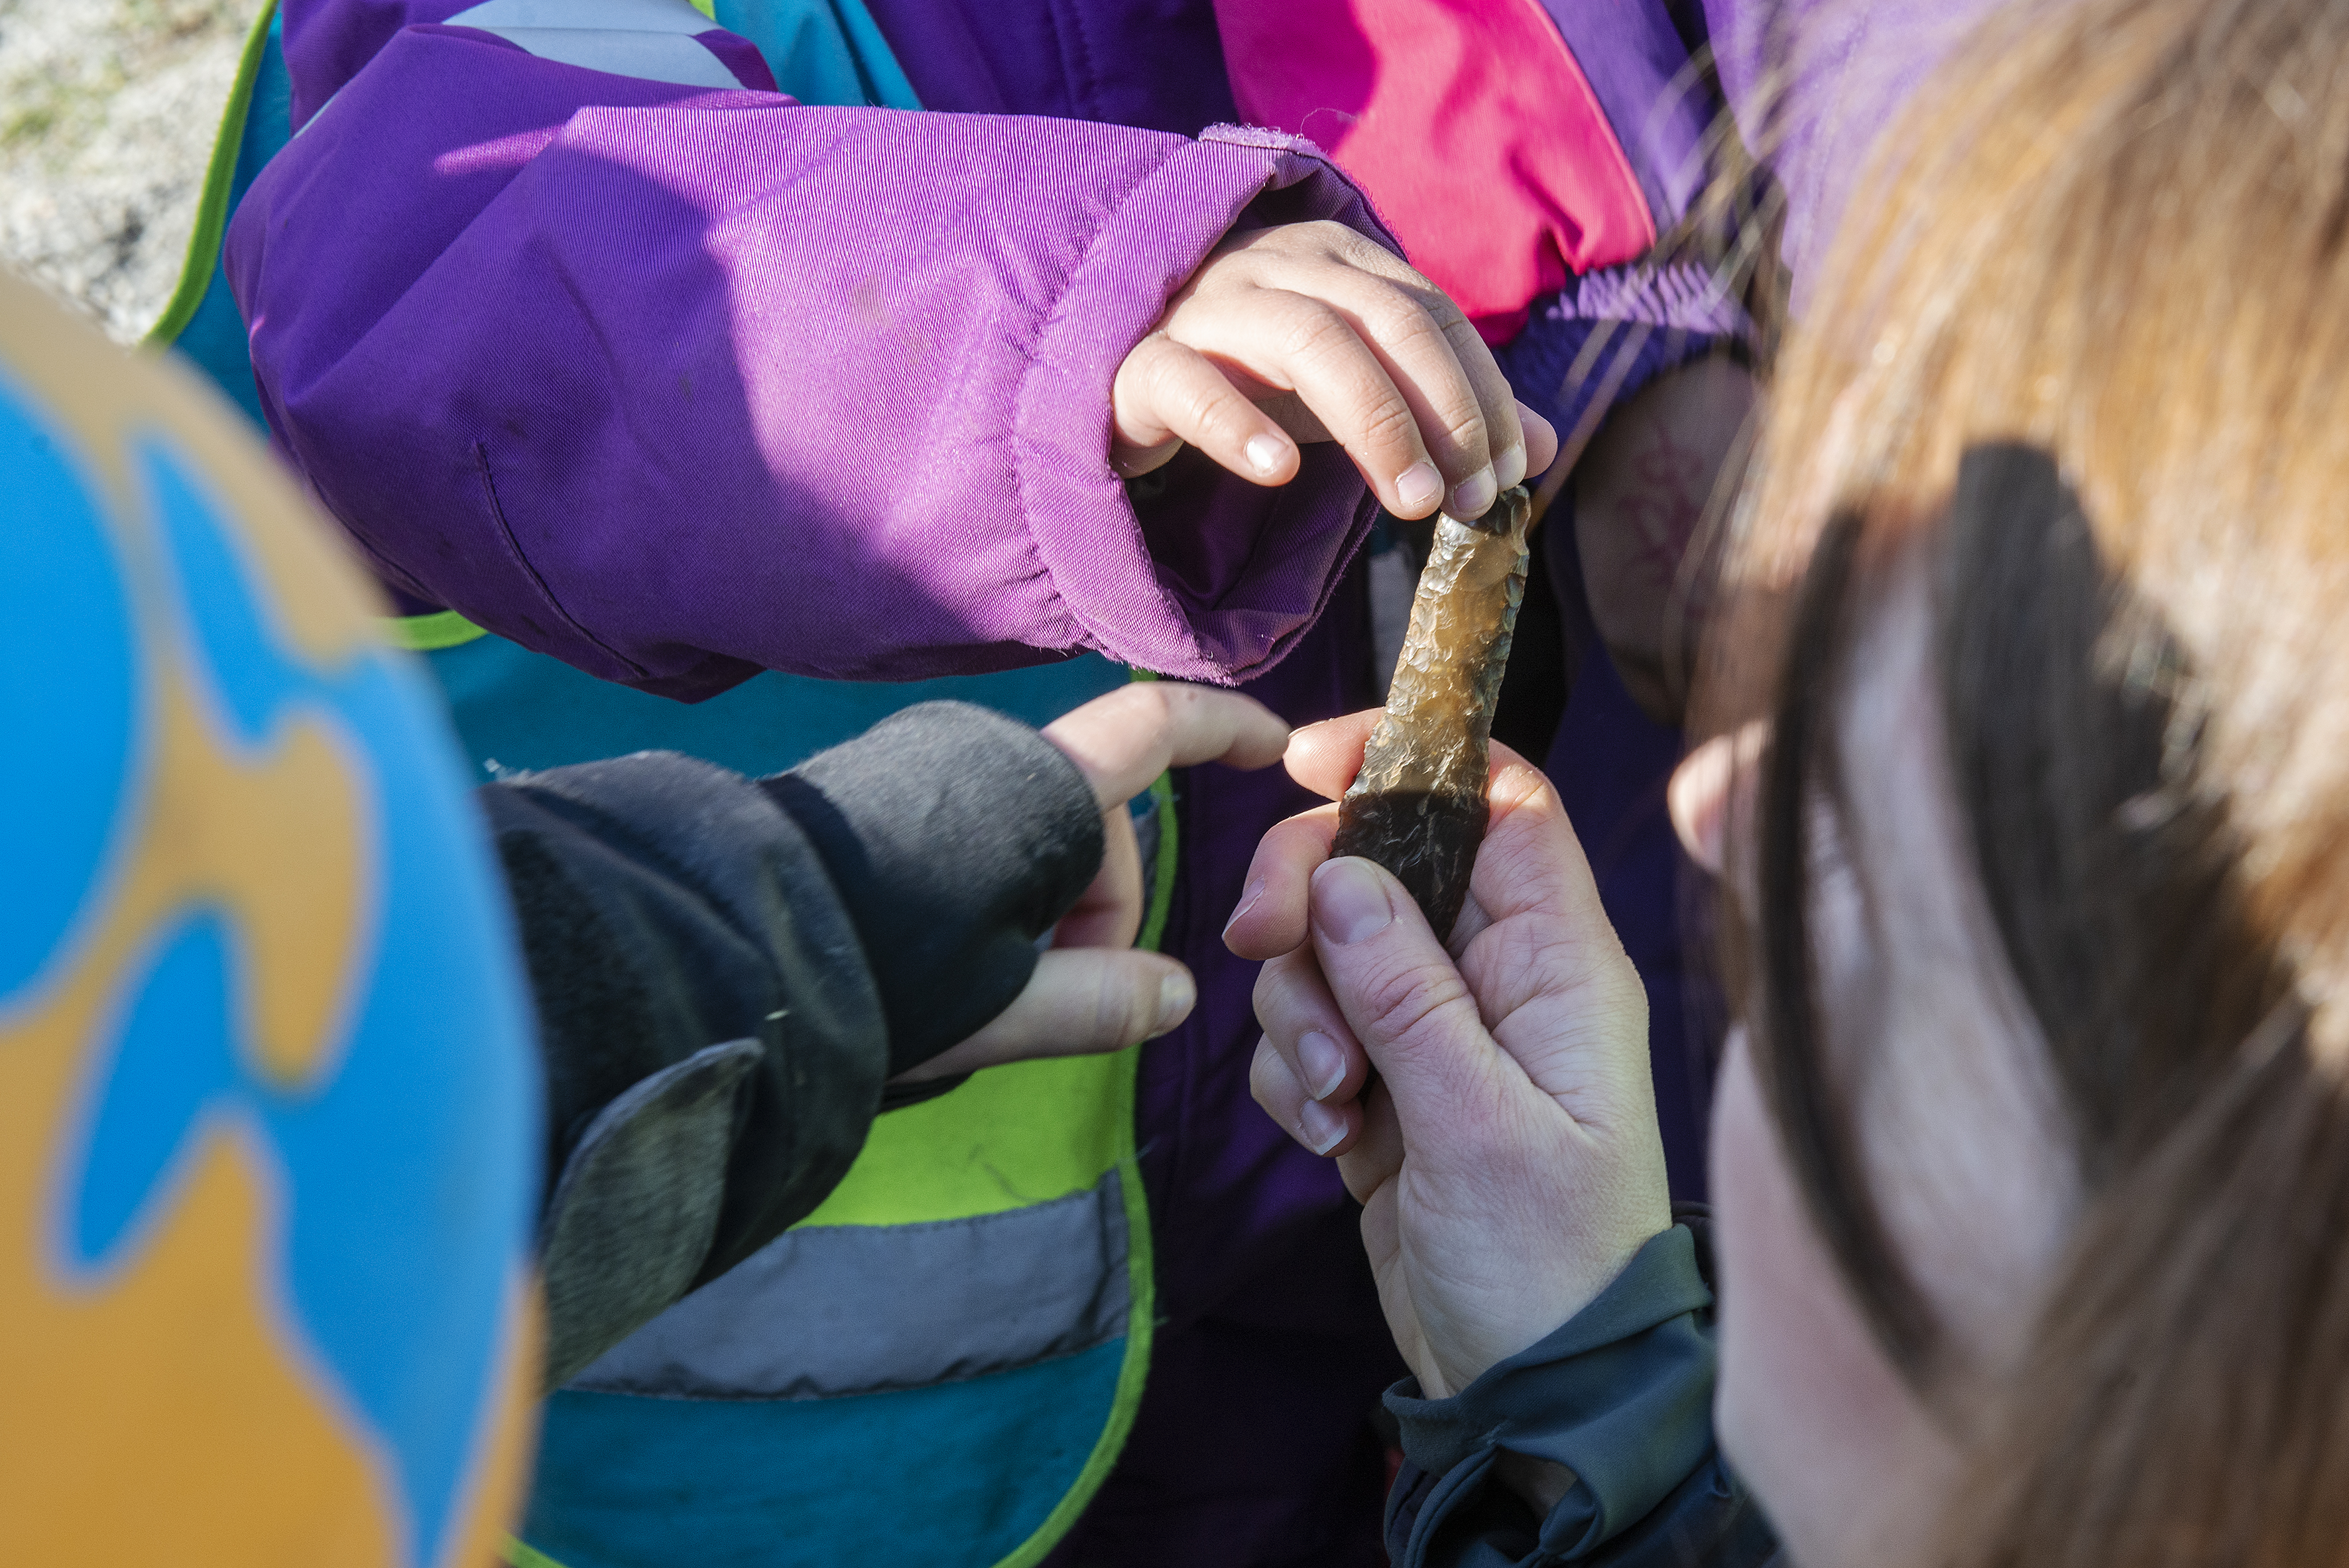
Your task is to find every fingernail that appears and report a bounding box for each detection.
[1245,434,1287,479]
[1312,857,1393,945]
[1449,465,1498,519]
[1223,878,1266,939]
[1299,1097,1347,1154]
[1299,1030,1348,1099]
[1396,460,1443,513]
[1155,969,1197,1034]
[1494,442,1526,491]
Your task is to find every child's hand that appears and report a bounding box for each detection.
[1223,710,1669,1397]
[1040,681,1289,949]
[1113,221,1559,520]
[890,682,1288,1084]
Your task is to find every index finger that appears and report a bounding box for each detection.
[1177,288,1447,518]
[1043,683,1290,806]
[1323,265,1531,514]
[1224,802,1336,961]
[1284,709,1381,801]
[1283,709,1538,800]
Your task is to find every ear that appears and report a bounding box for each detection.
[1669,722,1766,876]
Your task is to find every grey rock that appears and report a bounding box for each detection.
[0,0,261,342]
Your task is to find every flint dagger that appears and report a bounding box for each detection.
[1330,485,1533,941]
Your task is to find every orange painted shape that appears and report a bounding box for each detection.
[0,272,539,1568]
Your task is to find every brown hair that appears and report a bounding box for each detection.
[1712,1,2349,1562]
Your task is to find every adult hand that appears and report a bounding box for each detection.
[890,682,1289,1085]
[1113,221,1561,520]
[1225,711,1670,1396]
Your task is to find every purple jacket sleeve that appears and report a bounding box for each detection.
[227,17,1386,697]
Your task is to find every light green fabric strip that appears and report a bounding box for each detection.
[505,1536,561,1568]
[794,1046,1127,1226]
[379,609,490,651]
[146,0,279,348]
[1136,770,1178,955]
[994,668,1174,1567]
[686,0,714,16]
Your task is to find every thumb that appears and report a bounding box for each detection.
[1308,857,1506,1152]
[890,949,1197,1084]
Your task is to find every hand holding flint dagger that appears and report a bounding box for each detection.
[1332,485,1533,939]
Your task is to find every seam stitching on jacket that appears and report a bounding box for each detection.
[1002,151,1156,654]
[1006,139,1209,665]
[1055,0,1103,123]
[473,438,651,678]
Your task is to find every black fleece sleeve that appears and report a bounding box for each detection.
[760,701,1106,1075]
[479,701,1106,1388]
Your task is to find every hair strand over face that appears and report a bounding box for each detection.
[1710,2,2349,1563]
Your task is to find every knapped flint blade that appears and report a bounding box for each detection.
[1330,485,1532,940]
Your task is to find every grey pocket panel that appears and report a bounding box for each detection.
[569,1167,1131,1400]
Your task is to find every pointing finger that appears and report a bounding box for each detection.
[1044,683,1290,808]
[898,948,1197,1083]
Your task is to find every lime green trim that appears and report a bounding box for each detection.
[146,0,280,348]
[503,1536,562,1568]
[1126,666,1179,957]
[684,0,715,17]
[994,692,1175,1567]
[1136,770,1178,956]
[379,609,490,651]
[993,1052,1156,1568]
